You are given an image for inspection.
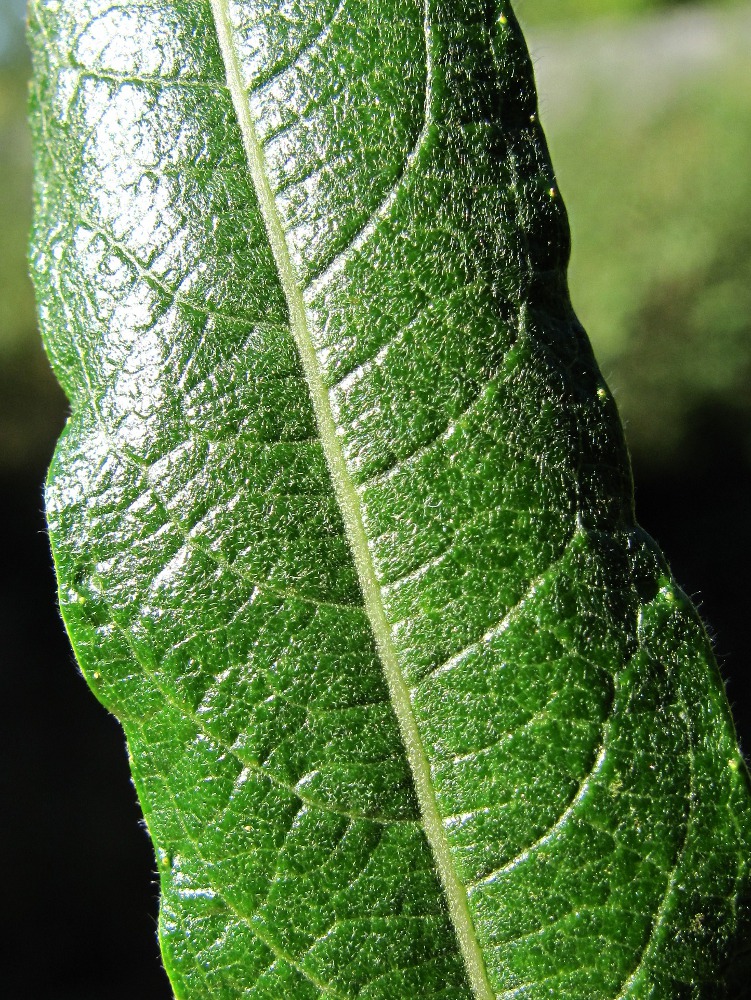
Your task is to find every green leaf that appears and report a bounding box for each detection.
[29,1,751,996]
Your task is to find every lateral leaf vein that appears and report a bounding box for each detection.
[208,2,494,996]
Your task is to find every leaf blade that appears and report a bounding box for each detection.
[210,0,495,992]
[29,0,751,997]
[30,0,471,994]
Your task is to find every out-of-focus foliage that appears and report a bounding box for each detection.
[520,2,751,468]
[1,37,66,471]
[0,65,32,360]
[521,0,740,28]
[0,0,26,63]
[563,78,751,466]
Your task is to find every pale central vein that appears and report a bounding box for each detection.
[208,2,494,997]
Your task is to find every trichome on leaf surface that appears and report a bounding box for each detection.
[28,0,751,996]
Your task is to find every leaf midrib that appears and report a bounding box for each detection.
[208,1,494,996]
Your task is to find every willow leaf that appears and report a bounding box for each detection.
[29,0,751,997]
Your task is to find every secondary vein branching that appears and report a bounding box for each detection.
[208,1,494,996]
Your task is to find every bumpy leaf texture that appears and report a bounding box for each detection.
[29,0,751,997]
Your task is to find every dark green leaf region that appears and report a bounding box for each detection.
[29,1,751,996]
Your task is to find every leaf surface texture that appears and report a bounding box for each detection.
[29,0,751,996]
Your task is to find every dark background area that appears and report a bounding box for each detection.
[2,1,749,997]
[2,472,172,1000]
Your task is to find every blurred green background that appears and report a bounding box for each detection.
[2,1,749,996]
[524,0,751,469]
